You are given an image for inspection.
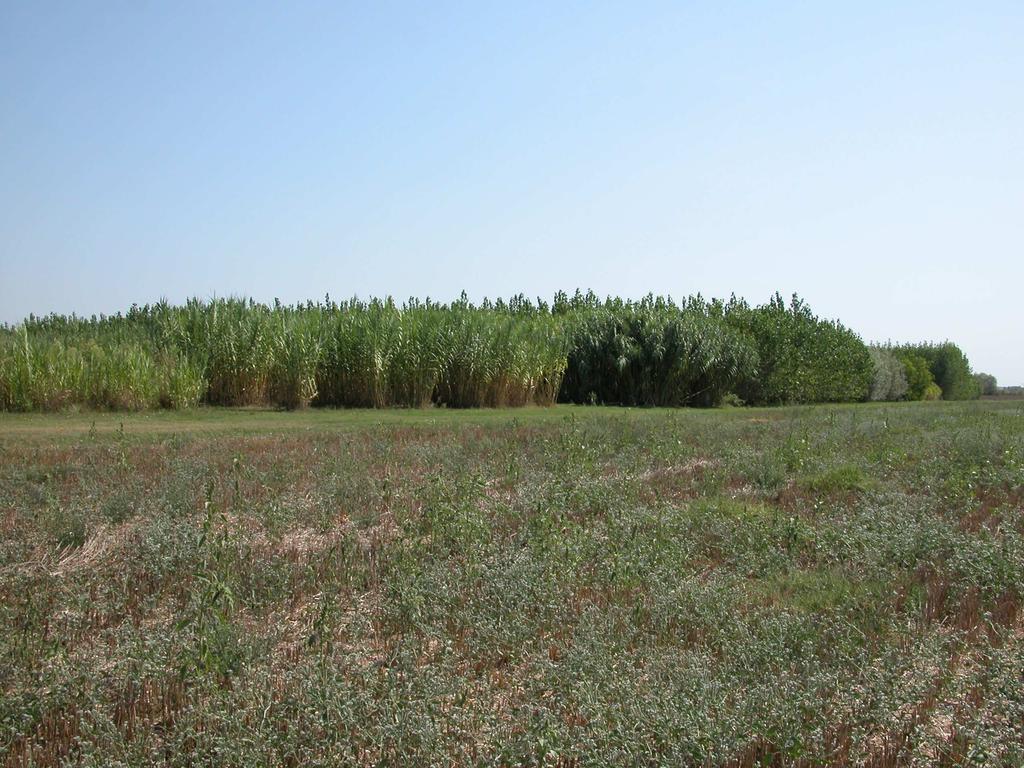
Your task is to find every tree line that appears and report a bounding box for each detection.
[0,292,988,411]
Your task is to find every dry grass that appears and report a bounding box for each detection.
[1,401,1022,766]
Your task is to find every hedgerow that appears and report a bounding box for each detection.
[906,342,981,401]
[0,293,980,411]
[555,293,758,407]
[724,294,874,405]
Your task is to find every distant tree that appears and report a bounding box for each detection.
[896,342,980,401]
[868,348,908,401]
[725,293,873,405]
[974,372,997,396]
[926,343,980,400]
[895,352,935,401]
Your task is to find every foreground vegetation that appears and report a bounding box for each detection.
[0,293,984,412]
[1,401,1022,766]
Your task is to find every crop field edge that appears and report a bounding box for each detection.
[0,399,990,441]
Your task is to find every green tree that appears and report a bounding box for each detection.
[725,294,873,405]
[868,348,909,401]
[974,372,997,396]
[900,342,980,400]
[895,353,935,401]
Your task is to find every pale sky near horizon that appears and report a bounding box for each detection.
[2,2,1022,383]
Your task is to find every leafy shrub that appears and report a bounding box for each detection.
[895,352,935,401]
[721,392,745,407]
[974,372,998,396]
[557,293,758,407]
[868,348,909,401]
[897,342,980,401]
[725,294,873,405]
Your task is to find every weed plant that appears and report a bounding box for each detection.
[0,401,1021,765]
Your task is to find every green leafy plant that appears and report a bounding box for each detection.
[0,293,982,413]
[868,347,909,401]
[894,351,936,401]
[725,293,873,405]
[895,342,980,401]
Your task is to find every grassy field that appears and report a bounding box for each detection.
[1,402,1022,766]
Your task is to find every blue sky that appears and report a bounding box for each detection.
[2,2,1022,382]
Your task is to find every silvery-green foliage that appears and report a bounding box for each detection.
[868,347,909,401]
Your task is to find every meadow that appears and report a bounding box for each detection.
[1,400,1022,766]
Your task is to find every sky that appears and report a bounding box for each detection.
[1,2,1022,383]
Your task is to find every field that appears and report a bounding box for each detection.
[2,401,1022,766]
